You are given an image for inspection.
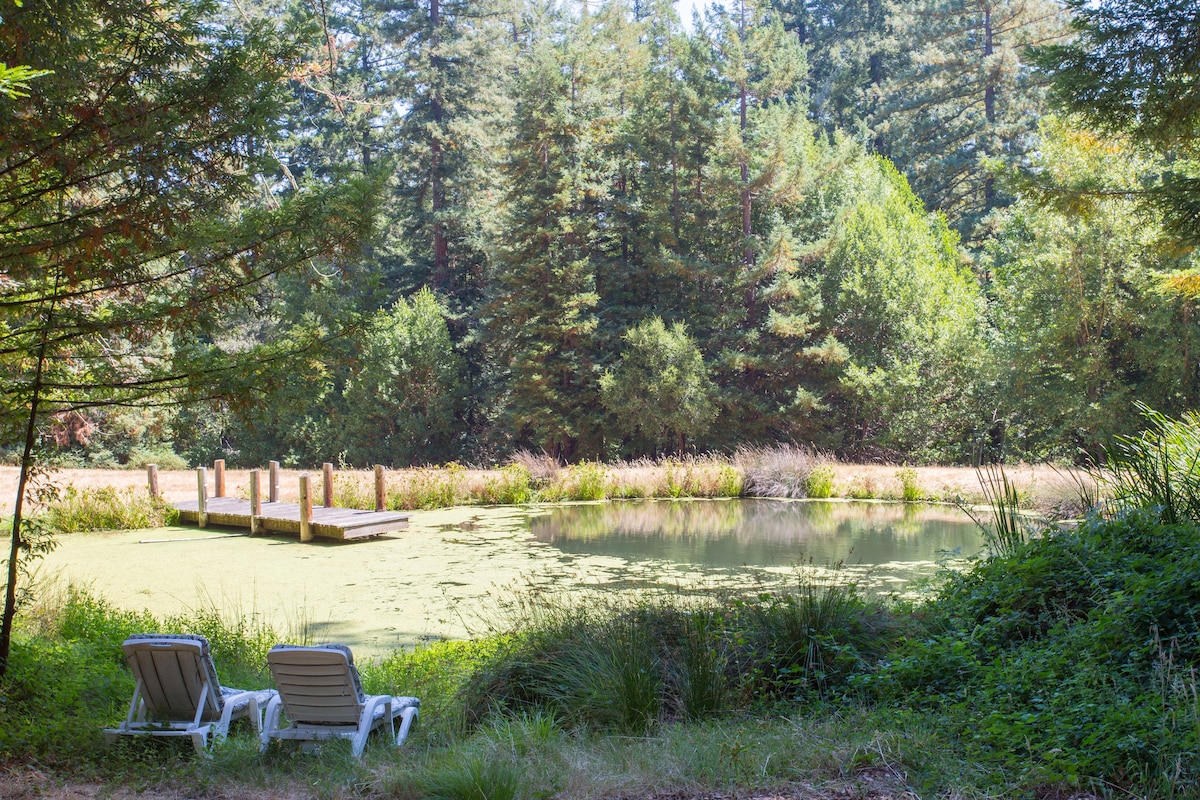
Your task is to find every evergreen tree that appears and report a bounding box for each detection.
[386,0,512,309]
[878,0,1067,237]
[600,318,717,455]
[0,0,374,675]
[483,14,608,459]
[341,289,464,464]
[819,159,988,459]
[1032,0,1200,246]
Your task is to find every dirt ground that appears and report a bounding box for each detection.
[0,765,925,800]
[0,765,1106,800]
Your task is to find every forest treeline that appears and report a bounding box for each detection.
[3,0,1199,470]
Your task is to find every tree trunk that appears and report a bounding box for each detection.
[982,5,997,209]
[0,291,54,678]
[430,0,450,290]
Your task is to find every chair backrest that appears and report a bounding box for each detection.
[122,634,224,722]
[267,644,365,725]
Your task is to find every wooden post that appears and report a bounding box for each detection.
[214,459,226,498]
[322,462,334,508]
[299,473,313,543]
[249,469,262,535]
[146,464,159,498]
[269,460,280,503]
[374,465,386,512]
[196,467,208,529]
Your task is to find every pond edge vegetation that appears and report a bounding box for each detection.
[2,411,1198,798]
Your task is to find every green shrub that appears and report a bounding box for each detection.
[126,446,188,471]
[732,581,892,702]
[714,464,744,498]
[568,462,610,502]
[41,486,176,533]
[481,464,533,505]
[391,464,468,510]
[804,465,835,499]
[896,468,922,502]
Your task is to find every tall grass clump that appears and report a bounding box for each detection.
[962,463,1030,558]
[804,465,835,499]
[732,580,894,701]
[390,464,470,509]
[1103,404,1200,525]
[480,464,533,505]
[539,461,611,502]
[420,753,522,800]
[735,444,831,498]
[461,583,894,735]
[41,486,176,533]
[895,467,923,502]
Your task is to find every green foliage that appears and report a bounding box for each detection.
[420,753,521,800]
[714,465,744,498]
[984,119,1200,459]
[341,289,465,467]
[481,464,534,506]
[40,487,176,534]
[600,318,717,457]
[804,465,835,499]
[878,0,1069,236]
[1103,405,1200,525]
[388,465,470,511]
[864,510,1200,793]
[462,584,891,734]
[820,160,988,460]
[895,468,922,503]
[1032,0,1200,245]
[733,581,894,702]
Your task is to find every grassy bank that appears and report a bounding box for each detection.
[4,427,1187,798]
[3,490,1198,798]
[1,446,1090,525]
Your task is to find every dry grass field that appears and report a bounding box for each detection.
[0,461,1089,516]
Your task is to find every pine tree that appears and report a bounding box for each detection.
[1032,0,1200,246]
[386,0,513,310]
[878,0,1067,237]
[483,13,609,459]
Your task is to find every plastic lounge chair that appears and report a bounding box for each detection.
[261,643,420,758]
[104,633,275,755]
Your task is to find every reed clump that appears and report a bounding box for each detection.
[734,444,833,498]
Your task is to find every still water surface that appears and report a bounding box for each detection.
[44,499,984,657]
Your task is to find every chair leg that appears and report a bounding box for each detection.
[395,706,419,746]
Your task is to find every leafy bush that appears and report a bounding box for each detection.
[804,465,835,499]
[865,510,1200,793]
[896,468,922,502]
[41,487,176,533]
[480,464,533,505]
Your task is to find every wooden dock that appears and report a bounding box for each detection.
[160,460,409,542]
[174,498,409,541]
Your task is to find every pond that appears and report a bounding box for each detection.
[41,499,985,658]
